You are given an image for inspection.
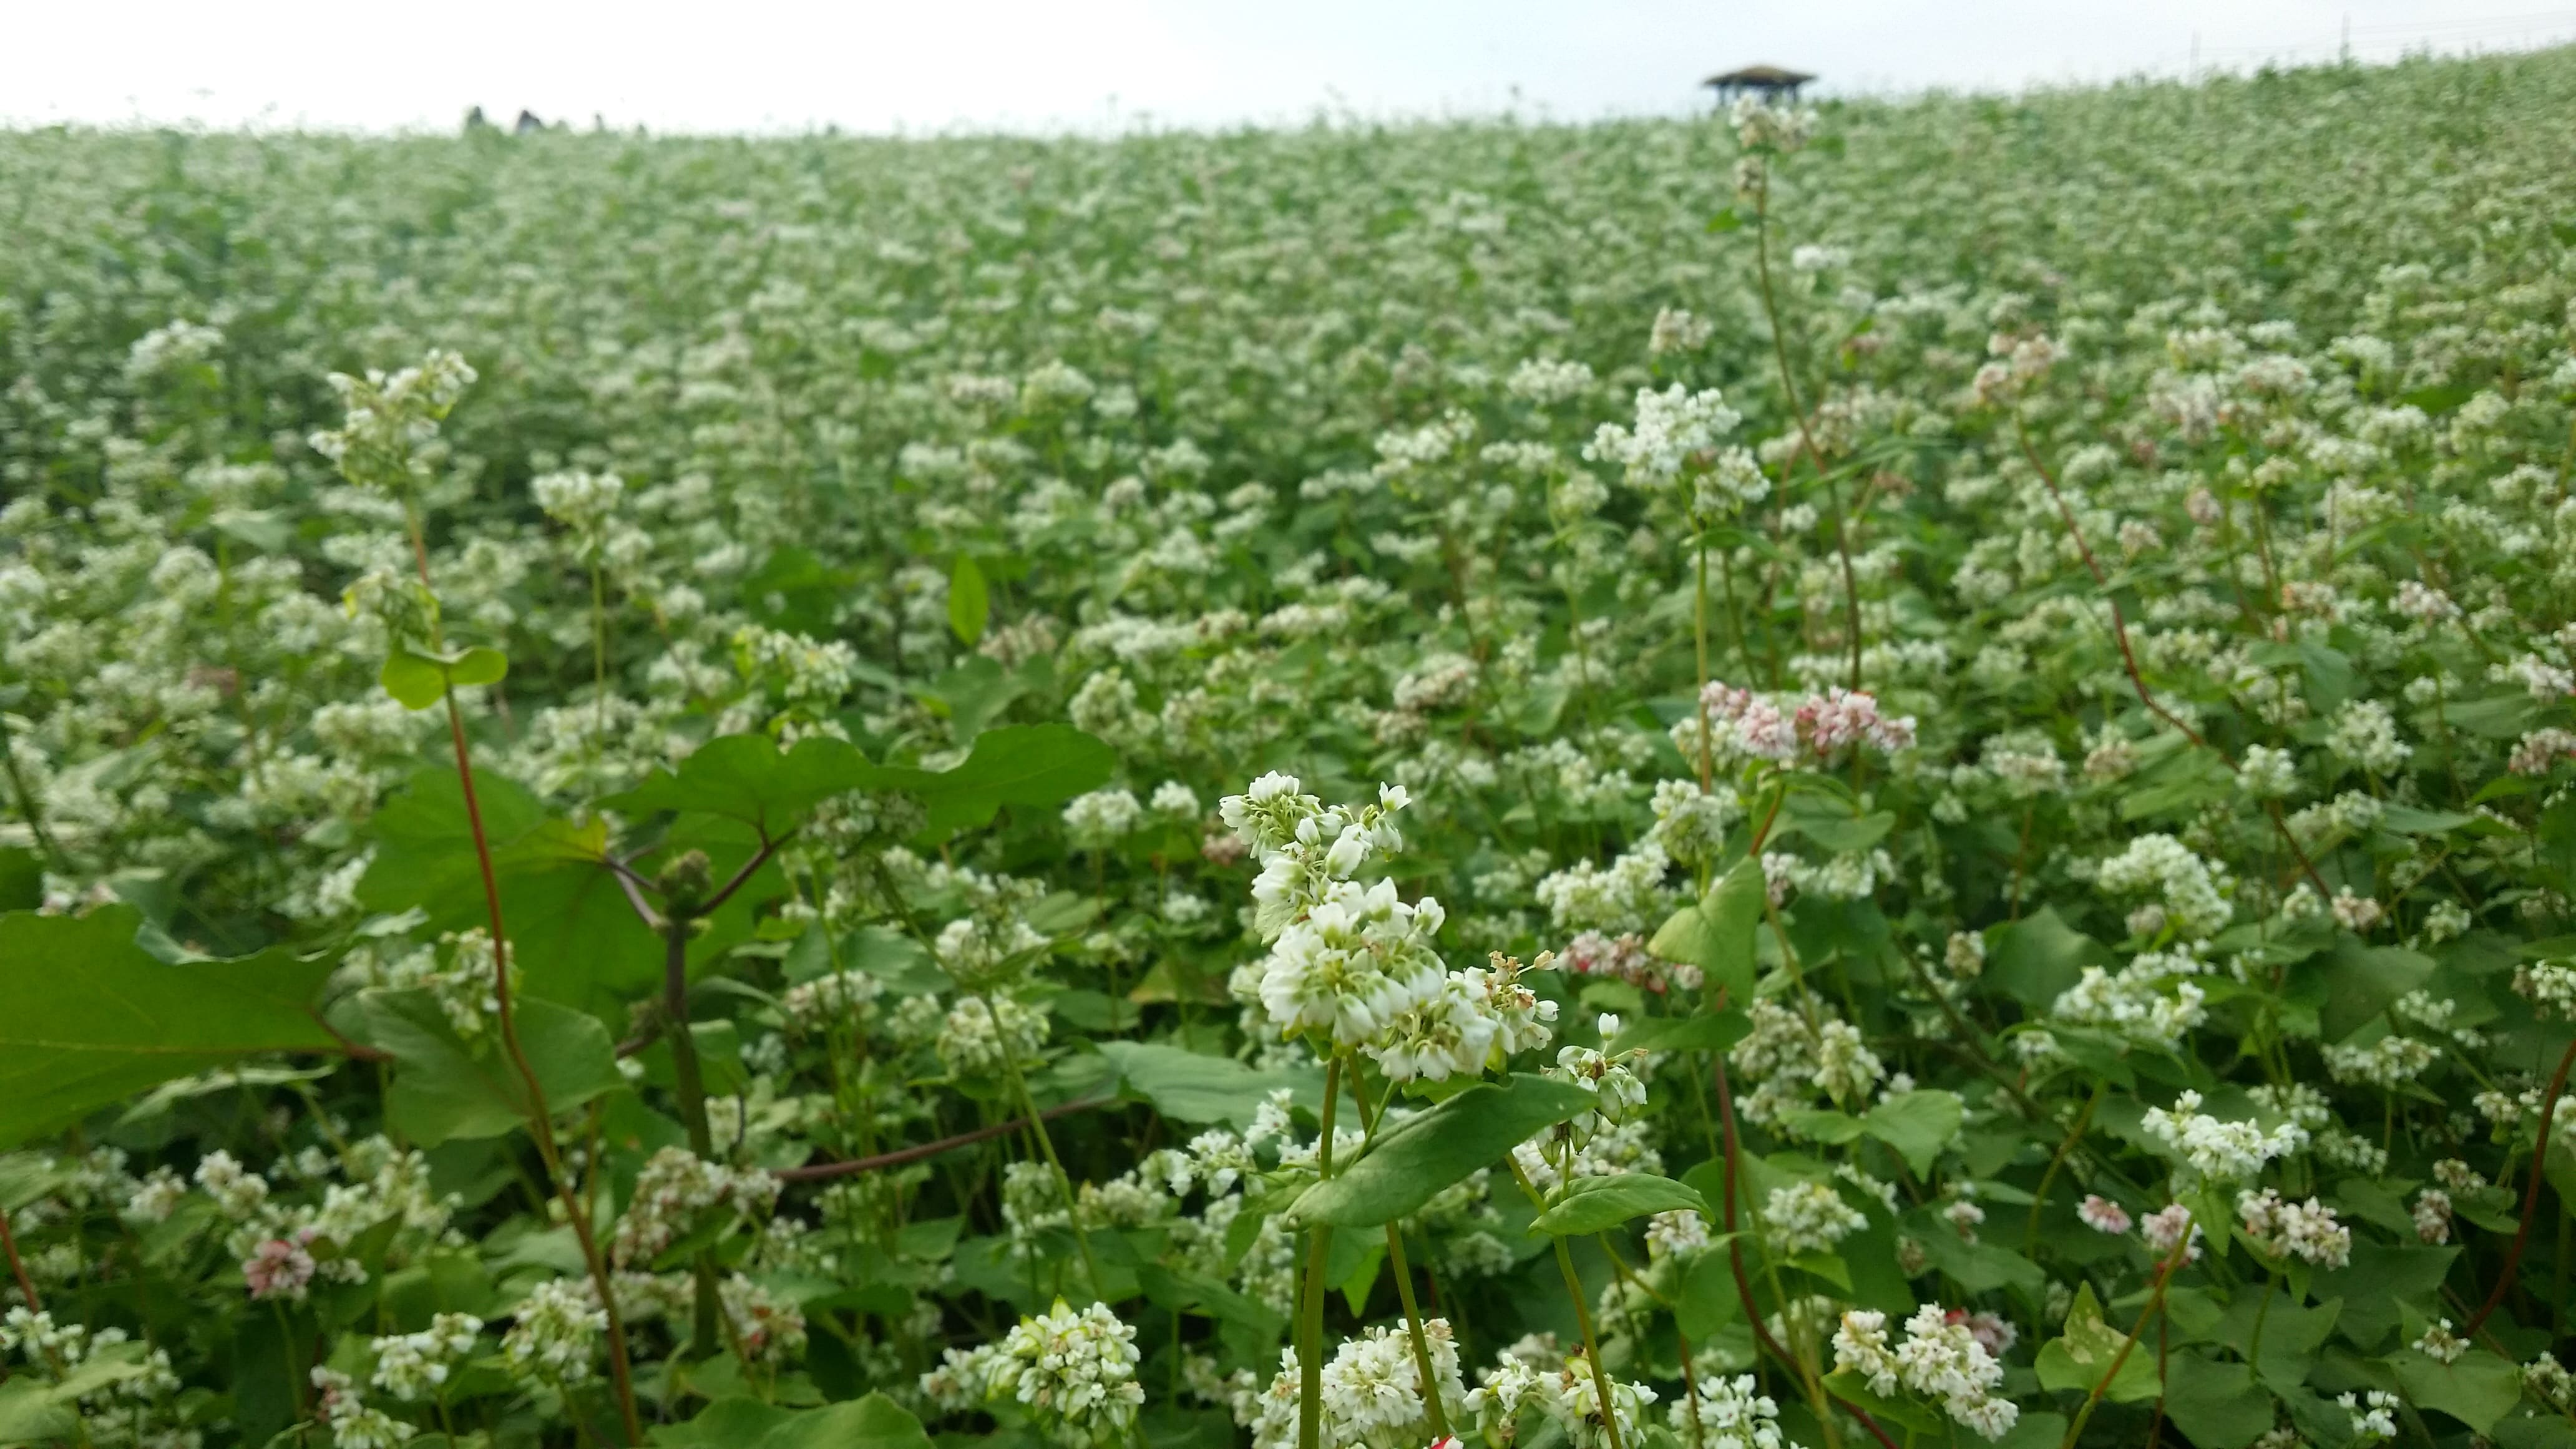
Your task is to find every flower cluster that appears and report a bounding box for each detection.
[2142,1091,2307,1183]
[1699,681,1917,768]
[1832,1305,2019,1440]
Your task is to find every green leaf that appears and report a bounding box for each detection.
[2438,693,2538,741]
[1675,1251,1745,1340]
[1705,208,1744,233]
[756,1393,935,1449]
[872,723,1117,837]
[1778,799,1894,852]
[1096,1041,1324,1128]
[0,848,41,913]
[948,554,989,645]
[1777,1108,1868,1144]
[605,733,877,836]
[1160,1268,1288,1336]
[2211,1289,2339,1390]
[0,905,339,1149]
[2400,383,2476,414]
[1783,1251,1852,1290]
[2296,639,2354,713]
[2315,935,2435,1042]
[651,1397,801,1448]
[1647,857,1764,1003]
[0,1375,77,1444]
[2315,1241,2456,1348]
[366,988,623,1146]
[2162,1353,2275,1449]
[208,507,293,552]
[1984,907,2108,1010]
[381,641,507,710]
[1910,1217,2046,1299]
[1531,1173,1710,1237]
[1290,1074,1596,1229]
[1608,1010,1750,1057]
[117,1063,338,1126]
[2034,1283,2160,1403]
[2379,804,2472,836]
[2394,1350,2525,1435]
[46,1339,157,1400]
[1988,1413,2071,1449]
[380,645,448,709]
[2120,749,2237,819]
[1862,1089,1964,1175]
[447,645,508,688]
[360,768,766,1018]
[924,655,1025,741]
[1817,1370,1945,1435]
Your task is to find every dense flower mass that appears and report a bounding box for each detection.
[5,44,2576,1449]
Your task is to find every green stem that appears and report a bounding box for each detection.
[1345,1066,1450,1441]
[2025,1081,2105,1256]
[1550,1234,1627,1449]
[1297,1055,1344,1449]
[0,703,64,869]
[1695,527,1716,792]
[2247,1269,2280,1364]
[1384,1222,1451,1442]
[590,560,609,751]
[987,993,1102,1302]
[1750,175,1862,690]
[2058,1211,2195,1449]
[664,922,724,1359]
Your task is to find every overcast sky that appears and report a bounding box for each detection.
[8,0,2574,134]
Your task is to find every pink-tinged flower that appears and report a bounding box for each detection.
[1700,681,1757,720]
[2077,1195,2132,1234]
[1705,680,1915,765]
[1943,1198,1986,1242]
[243,1236,316,1300]
[1797,688,1875,753]
[2510,728,2576,777]
[1561,931,1694,993]
[2140,1203,2202,1262]
[1798,686,1916,754]
[2393,580,2459,623]
[1944,1308,2018,1358]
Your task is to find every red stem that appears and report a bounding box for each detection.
[774,1096,1116,1181]
[2014,414,2204,751]
[2461,1033,2576,1336]
[411,517,643,1445]
[0,1205,37,1311]
[1747,790,1788,856]
[1712,1039,1900,1449]
[2014,414,2333,898]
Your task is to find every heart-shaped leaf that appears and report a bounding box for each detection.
[1290,1074,1594,1229]
[0,906,340,1149]
[1531,1173,1711,1237]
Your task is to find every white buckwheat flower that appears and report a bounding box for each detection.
[2236,1190,2352,1268]
[1763,1182,1866,1255]
[371,1313,482,1400]
[501,1278,605,1387]
[2142,1091,2305,1182]
[987,1299,1144,1440]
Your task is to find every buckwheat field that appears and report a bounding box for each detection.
[7,46,2576,1449]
